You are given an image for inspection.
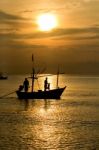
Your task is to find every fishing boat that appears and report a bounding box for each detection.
[16,86,66,99]
[0,72,8,80]
[16,56,66,99]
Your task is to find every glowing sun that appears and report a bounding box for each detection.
[37,13,57,31]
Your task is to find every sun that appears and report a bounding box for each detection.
[37,13,57,31]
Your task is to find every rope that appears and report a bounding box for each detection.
[0,90,16,99]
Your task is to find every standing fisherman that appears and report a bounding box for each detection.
[44,77,48,91]
[44,77,50,91]
[23,78,29,92]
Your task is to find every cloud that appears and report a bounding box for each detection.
[19,0,86,15]
[0,10,24,22]
[0,10,37,34]
[48,26,99,41]
[0,10,25,28]
[0,10,99,44]
[20,7,67,14]
[0,25,99,42]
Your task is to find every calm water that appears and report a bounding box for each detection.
[0,75,99,150]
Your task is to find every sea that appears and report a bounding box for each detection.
[0,75,99,150]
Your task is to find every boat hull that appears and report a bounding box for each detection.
[0,76,8,80]
[16,86,66,99]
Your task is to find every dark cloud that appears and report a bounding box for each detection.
[0,10,25,22]
[25,25,96,40]
[0,28,19,33]
[0,10,37,34]
[51,26,99,37]
[0,10,99,41]
[0,25,99,41]
[19,7,67,14]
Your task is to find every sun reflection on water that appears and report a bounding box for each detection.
[0,75,99,149]
[26,100,64,149]
[18,75,90,149]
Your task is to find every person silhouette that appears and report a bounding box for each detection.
[44,77,48,91]
[23,78,29,92]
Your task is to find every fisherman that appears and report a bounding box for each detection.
[23,78,29,92]
[18,85,24,91]
[44,77,48,91]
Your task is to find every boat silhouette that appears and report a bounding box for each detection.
[0,72,8,80]
[16,55,66,99]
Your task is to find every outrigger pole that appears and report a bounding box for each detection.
[32,54,35,92]
[0,90,16,99]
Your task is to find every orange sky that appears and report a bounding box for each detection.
[0,0,99,74]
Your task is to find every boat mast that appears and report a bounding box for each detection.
[56,66,59,89]
[31,54,35,92]
[32,68,35,92]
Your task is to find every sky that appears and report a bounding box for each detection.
[0,0,99,74]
